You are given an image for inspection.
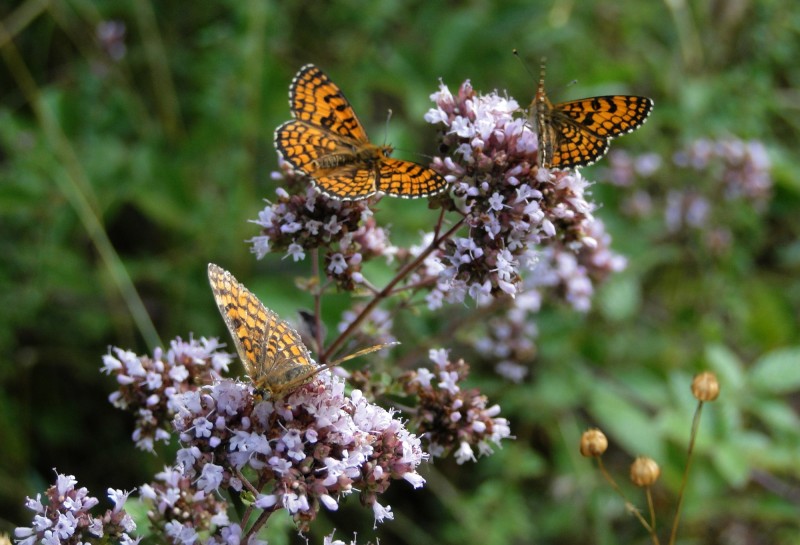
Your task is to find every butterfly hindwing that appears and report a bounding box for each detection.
[378,158,449,199]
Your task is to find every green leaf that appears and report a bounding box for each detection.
[704,344,745,393]
[589,386,665,462]
[749,347,800,394]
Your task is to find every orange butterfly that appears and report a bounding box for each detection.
[274,64,448,200]
[530,59,653,170]
[208,263,397,399]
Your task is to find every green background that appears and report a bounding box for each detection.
[2,1,799,544]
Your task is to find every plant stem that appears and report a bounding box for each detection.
[669,401,704,545]
[321,216,465,361]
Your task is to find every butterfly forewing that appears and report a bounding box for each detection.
[207,263,317,399]
[557,96,653,138]
[289,64,369,142]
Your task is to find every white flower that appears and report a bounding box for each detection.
[454,441,477,464]
[372,501,394,527]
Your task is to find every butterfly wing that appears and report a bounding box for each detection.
[275,120,348,176]
[208,264,316,398]
[261,316,317,398]
[555,96,653,138]
[377,158,449,199]
[288,64,369,142]
[540,113,610,169]
[208,263,276,381]
[314,161,379,200]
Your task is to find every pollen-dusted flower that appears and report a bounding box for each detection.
[400,349,511,463]
[14,471,139,545]
[101,336,232,451]
[170,372,426,532]
[630,456,661,487]
[579,428,608,458]
[691,371,720,402]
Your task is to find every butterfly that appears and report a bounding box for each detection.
[208,263,397,399]
[274,64,448,200]
[529,58,653,170]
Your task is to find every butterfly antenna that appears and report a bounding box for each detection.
[382,108,394,146]
[311,341,401,376]
[512,49,541,83]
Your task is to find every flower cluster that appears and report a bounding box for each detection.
[529,217,627,312]
[473,290,540,382]
[140,466,241,545]
[171,372,426,533]
[421,80,618,310]
[101,336,232,451]
[15,472,138,545]
[605,137,773,256]
[400,349,511,463]
[248,160,396,290]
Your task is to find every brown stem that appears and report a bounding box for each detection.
[321,216,465,361]
[596,458,659,544]
[311,248,325,359]
[243,509,273,542]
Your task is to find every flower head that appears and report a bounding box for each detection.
[102,336,232,451]
[400,350,512,462]
[171,372,425,532]
[15,471,139,545]
[249,161,396,290]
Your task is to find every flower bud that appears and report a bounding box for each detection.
[691,371,720,401]
[630,456,660,487]
[579,428,608,458]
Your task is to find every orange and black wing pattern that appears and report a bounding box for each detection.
[208,263,317,399]
[531,60,653,170]
[274,64,448,200]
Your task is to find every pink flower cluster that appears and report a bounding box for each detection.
[605,137,773,256]
[15,472,138,545]
[139,466,242,545]
[249,161,396,290]
[101,336,232,451]
[401,349,512,463]
[171,372,426,532]
[421,80,626,309]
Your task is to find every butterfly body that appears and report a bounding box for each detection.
[275,64,448,200]
[530,60,653,170]
[208,263,318,399]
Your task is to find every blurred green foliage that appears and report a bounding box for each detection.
[2,0,800,543]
